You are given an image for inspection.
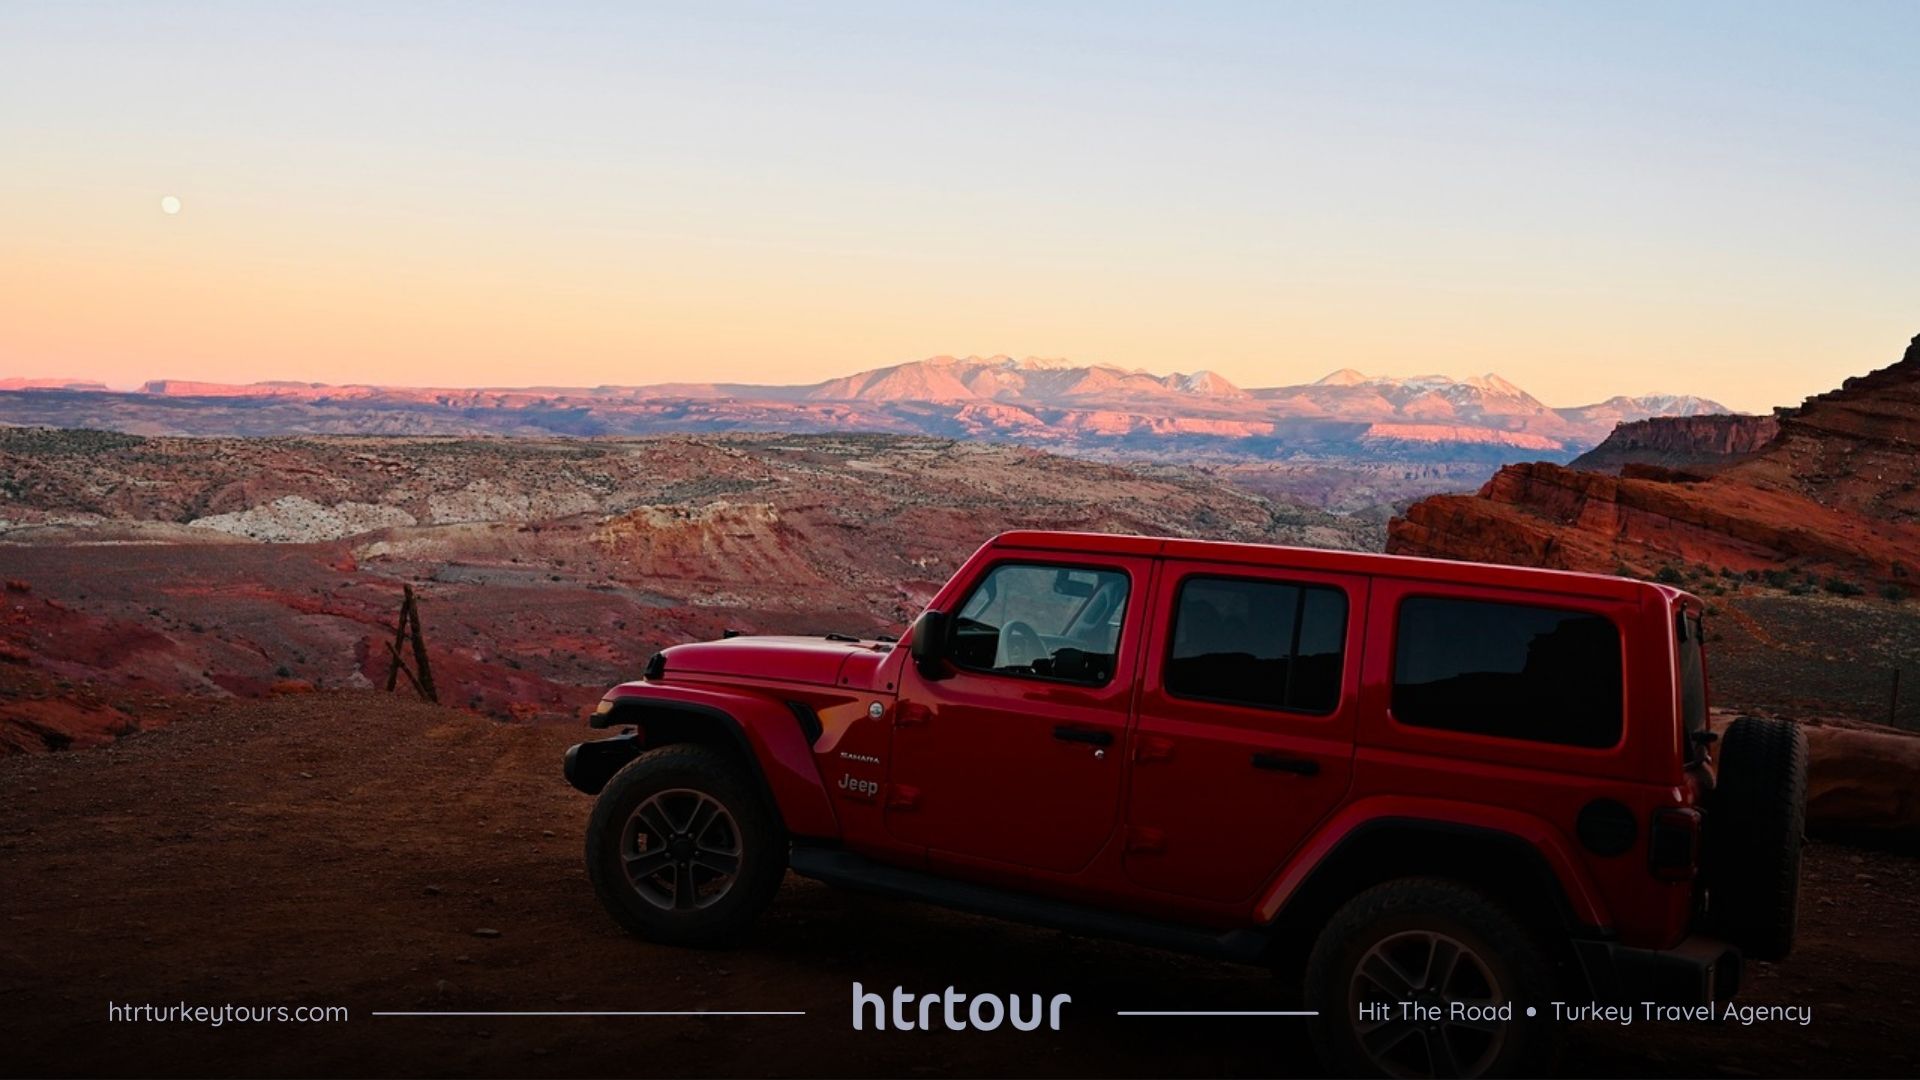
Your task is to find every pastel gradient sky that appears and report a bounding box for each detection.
[2,2,1916,411]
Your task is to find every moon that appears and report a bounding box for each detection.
[160,195,182,215]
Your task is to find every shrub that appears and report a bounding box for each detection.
[1883,584,1908,603]
[1763,569,1793,588]
[1823,577,1865,597]
[1654,565,1686,585]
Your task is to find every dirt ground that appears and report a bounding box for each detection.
[1,693,1916,1079]
[1708,591,1920,732]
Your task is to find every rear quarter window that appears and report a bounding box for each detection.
[1678,609,1708,748]
[1392,596,1623,749]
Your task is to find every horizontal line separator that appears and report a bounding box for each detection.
[1115,1010,1319,1016]
[369,1010,807,1017]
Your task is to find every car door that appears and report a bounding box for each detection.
[885,555,1152,876]
[1122,561,1365,903]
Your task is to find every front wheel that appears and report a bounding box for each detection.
[1304,879,1558,1079]
[585,744,786,946]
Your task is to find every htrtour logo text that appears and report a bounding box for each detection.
[852,983,1071,1031]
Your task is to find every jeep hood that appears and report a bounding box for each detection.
[659,635,895,690]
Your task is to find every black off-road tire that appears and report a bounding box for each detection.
[1705,716,1808,961]
[585,744,786,947]
[1305,878,1558,1079]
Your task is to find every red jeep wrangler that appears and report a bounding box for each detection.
[565,531,1805,1077]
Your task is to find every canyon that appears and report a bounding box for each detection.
[0,431,1370,754]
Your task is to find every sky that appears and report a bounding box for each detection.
[1,1,1915,412]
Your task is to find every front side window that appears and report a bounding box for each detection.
[1392,596,1623,748]
[1165,576,1348,713]
[950,563,1129,684]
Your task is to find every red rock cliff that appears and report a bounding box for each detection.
[1388,334,1920,582]
[1570,414,1782,475]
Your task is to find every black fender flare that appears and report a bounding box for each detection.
[565,694,840,839]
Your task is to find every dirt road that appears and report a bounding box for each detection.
[1,694,1915,1077]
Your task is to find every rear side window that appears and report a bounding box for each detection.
[1165,576,1348,713]
[1392,596,1623,748]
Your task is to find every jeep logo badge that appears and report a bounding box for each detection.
[837,773,879,800]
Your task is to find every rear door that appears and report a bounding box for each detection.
[1122,561,1365,903]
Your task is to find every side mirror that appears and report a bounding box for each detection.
[909,610,949,679]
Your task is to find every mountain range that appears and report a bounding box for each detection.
[1,355,1727,462]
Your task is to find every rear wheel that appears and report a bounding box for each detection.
[585,744,785,946]
[1704,716,1808,961]
[1305,879,1557,1079]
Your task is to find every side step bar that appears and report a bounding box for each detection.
[788,845,1271,964]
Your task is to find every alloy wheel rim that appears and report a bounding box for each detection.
[619,788,743,912]
[1349,929,1506,1079]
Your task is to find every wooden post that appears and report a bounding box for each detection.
[407,585,438,704]
[384,589,412,692]
[385,640,427,698]
[383,585,438,704]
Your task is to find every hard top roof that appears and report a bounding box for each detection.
[986,530,1683,605]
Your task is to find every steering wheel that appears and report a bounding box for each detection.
[1000,620,1047,670]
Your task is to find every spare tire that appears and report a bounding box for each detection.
[1704,716,1808,961]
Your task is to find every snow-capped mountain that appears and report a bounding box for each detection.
[1557,394,1735,428]
[803,355,1250,405]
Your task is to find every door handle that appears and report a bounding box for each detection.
[1251,752,1320,776]
[1052,725,1114,747]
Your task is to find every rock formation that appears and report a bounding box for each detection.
[1570,414,1782,474]
[1389,334,1920,584]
